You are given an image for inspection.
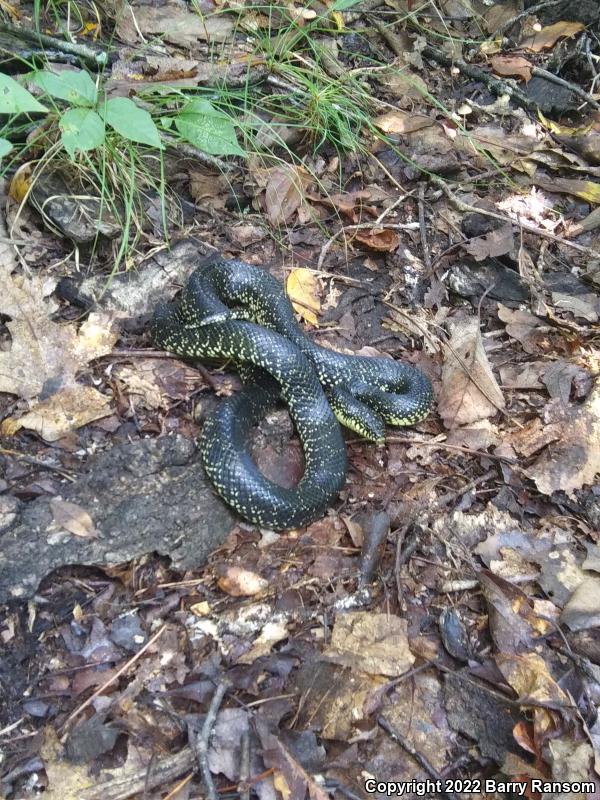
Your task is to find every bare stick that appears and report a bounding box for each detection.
[196,679,231,800]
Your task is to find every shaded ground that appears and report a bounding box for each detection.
[1,1,600,799]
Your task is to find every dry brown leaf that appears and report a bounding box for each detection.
[526,380,600,497]
[463,224,515,261]
[437,316,505,428]
[354,227,400,252]
[50,497,97,539]
[236,620,289,663]
[490,55,533,82]
[560,577,600,632]
[374,110,434,135]
[0,276,116,400]
[497,304,549,354]
[286,268,321,326]
[0,267,116,439]
[305,190,375,223]
[324,611,414,677]
[115,3,233,46]
[263,165,311,225]
[482,1,519,35]
[521,21,585,53]
[4,385,113,442]
[216,566,268,597]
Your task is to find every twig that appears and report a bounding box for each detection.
[418,183,431,270]
[0,447,76,481]
[238,729,251,800]
[433,178,600,259]
[385,436,518,464]
[0,21,107,66]
[196,679,231,800]
[377,715,462,800]
[421,44,536,111]
[60,624,167,733]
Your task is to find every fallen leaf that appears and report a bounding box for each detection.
[374,110,434,134]
[286,268,321,326]
[463,224,515,260]
[438,316,506,428]
[236,620,289,663]
[551,292,598,323]
[560,577,600,632]
[497,304,549,354]
[495,652,573,746]
[264,165,311,225]
[216,566,268,597]
[49,497,97,538]
[479,571,550,653]
[526,381,600,497]
[521,21,585,53]
[115,2,234,46]
[324,611,414,677]
[3,385,113,442]
[0,270,116,434]
[490,55,533,82]
[354,227,400,251]
[305,190,376,223]
[533,176,600,205]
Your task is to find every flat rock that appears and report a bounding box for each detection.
[0,435,235,603]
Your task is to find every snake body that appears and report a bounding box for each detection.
[152,259,432,529]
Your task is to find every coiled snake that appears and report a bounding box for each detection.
[152,259,433,529]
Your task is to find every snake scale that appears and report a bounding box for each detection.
[152,259,433,529]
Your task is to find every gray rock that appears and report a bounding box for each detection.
[0,435,235,603]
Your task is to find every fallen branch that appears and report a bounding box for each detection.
[0,21,107,67]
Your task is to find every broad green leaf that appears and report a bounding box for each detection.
[59,107,105,158]
[174,99,245,157]
[102,97,163,149]
[32,69,97,107]
[0,73,48,114]
[0,138,13,158]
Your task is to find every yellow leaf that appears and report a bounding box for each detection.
[286,268,321,326]
[9,162,32,203]
[331,10,344,30]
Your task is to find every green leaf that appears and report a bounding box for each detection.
[330,0,362,8]
[174,99,245,157]
[102,97,163,149]
[59,107,105,158]
[32,69,97,107]
[0,138,13,159]
[0,72,48,114]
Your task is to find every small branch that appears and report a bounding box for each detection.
[418,182,431,271]
[196,679,231,800]
[433,178,600,259]
[0,21,107,66]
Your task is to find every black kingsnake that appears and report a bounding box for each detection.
[152,259,433,529]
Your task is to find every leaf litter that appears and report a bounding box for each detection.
[1,0,600,798]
